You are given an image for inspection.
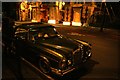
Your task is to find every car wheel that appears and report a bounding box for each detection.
[38,58,51,74]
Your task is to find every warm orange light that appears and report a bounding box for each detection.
[31,19,38,22]
[63,22,70,25]
[56,1,59,6]
[72,22,82,26]
[62,2,65,6]
[29,5,32,11]
[59,2,62,10]
[48,20,56,24]
[20,0,28,10]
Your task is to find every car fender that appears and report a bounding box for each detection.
[74,39,92,48]
[39,55,50,65]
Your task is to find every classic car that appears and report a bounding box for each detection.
[10,22,92,76]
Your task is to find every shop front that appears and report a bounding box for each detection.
[19,1,48,22]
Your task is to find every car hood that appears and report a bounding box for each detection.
[35,36,79,58]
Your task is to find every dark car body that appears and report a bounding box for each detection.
[10,22,92,76]
[2,16,15,54]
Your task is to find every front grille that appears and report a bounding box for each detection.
[73,48,83,65]
[82,48,91,62]
[72,45,91,65]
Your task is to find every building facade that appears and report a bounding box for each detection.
[18,1,97,26]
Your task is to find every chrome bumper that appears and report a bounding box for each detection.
[51,52,92,76]
[51,66,76,76]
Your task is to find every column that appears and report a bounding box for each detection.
[72,8,82,26]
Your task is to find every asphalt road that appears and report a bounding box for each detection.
[56,26,120,80]
[2,25,120,80]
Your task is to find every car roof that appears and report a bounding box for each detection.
[15,22,54,30]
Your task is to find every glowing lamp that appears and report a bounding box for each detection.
[48,20,56,24]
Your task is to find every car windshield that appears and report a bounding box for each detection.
[30,27,58,40]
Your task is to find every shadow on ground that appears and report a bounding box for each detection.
[2,51,99,80]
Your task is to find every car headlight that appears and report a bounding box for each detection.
[86,48,91,57]
[68,60,72,65]
[88,49,91,57]
[59,58,66,69]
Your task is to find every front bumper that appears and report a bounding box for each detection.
[51,52,92,76]
[51,65,76,76]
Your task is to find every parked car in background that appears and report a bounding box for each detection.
[9,22,92,76]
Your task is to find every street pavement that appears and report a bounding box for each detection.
[1,23,120,80]
[2,54,54,80]
[55,25,120,80]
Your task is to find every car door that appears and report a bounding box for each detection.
[24,30,41,64]
[14,27,29,57]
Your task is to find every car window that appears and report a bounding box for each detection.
[15,28,28,40]
[44,34,49,38]
[28,27,58,41]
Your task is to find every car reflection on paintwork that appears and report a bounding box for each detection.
[11,22,92,76]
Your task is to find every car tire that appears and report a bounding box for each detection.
[38,58,51,74]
